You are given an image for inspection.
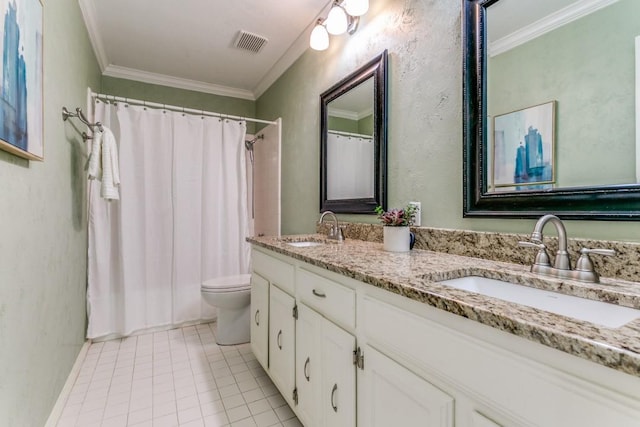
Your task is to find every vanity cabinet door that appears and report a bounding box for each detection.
[471,412,503,427]
[269,285,296,404]
[322,320,356,427]
[358,345,454,427]
[295,303,323,427]
[296,303,356,427]
[250,273,269,370]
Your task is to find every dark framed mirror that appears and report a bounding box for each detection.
[463,0,640,219]
[320,50,388,213]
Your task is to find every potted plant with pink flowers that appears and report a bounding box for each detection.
[375,204,417,252]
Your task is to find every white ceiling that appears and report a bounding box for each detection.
[80,0,332,100]
[486,0,619,56]
[487,0,579,42]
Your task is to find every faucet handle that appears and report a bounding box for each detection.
[580,248,616,257]
[576,247,615,272]
[518,241,551,266]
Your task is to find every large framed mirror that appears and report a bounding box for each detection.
[320,50,388,213]
[463,0,640,219]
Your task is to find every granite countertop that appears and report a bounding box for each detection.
[248,234,640,377]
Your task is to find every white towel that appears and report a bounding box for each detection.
[100,127,120,201]
[87,130,102,180]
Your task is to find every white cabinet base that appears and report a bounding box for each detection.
[359,345,454,427]
[251,246,640,427]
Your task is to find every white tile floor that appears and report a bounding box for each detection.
[55,323,302,427]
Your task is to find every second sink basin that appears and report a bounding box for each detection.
[286,241,325,248]
[439,276,640,328]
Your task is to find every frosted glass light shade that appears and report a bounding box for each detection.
[345,0,369,16]
[310,23,329,51]
[326,4,348,35]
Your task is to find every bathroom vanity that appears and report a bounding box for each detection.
[248,235,640,427]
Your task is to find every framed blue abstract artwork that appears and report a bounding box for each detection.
[0,0,43,161]
[492,101,556,192]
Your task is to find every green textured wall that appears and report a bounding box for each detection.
[328,116,359,133]
[257,0,640,242]
[101,76,257,133]
[358,114,374,135]
[0,0,101,426]
[489,0,640,187]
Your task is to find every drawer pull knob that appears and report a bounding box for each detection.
[254,309,260,326]
[331,383,338,412]
[277,330,282,349]
[304,357,310,381]
[312,289,326,298]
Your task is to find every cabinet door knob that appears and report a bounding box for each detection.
[304,357,311,381]
[254,309,260,326]
[277,330,282,350]
[331,383,338,412]
[312,289,326,298]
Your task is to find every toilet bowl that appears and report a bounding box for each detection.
[201,274,251,345]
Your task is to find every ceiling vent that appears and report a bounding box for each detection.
[234,30,268,53]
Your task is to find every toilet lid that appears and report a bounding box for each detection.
[202,274,251,292]
[202,283,251,292]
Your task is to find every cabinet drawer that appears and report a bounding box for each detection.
[252,249,295,294]
[298,268,355,329]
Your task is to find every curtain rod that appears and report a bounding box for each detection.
[328,129,373,139]
[91,92,278,125]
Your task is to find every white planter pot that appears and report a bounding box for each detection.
[383,226,410,252]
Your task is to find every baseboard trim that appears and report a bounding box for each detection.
[44,340,92,427]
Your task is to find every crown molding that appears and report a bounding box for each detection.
[329,106,374,121]
[252,29,308,99]
[358,106,374,120]
[103,65,256,100]
[489,0,620,57]
[78,0,108,71]
[80,0,333,101]
[253,0,334,99]
[329,107,359,121]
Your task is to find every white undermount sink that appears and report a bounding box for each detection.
[439,276,640,328]
[286,241,325,248]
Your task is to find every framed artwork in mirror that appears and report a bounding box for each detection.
[462,0,640,219]
[492,101,555,191]
[320,50,388,214]
[0,0,44,161]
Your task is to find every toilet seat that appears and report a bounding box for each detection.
[201,274,251,293]
[201,284,251,293]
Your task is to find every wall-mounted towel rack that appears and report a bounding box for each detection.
[62,106,103,141]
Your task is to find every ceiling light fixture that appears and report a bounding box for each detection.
[309,0,367,51]
[326,2,348,35]
[344,0,369,17]
[310,19,330,51]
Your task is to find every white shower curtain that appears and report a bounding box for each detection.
[326,132,374,199]
[87,101,251,340]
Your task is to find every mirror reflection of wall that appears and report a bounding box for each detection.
[486,0,640,191]
[320,50,387,214]
[326,77,375,200]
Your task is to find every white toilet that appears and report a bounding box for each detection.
[201,274,251,345]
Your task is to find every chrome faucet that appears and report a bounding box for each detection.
[518,214,615,283]
[319,211,344,242]
[531,214,571,270]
